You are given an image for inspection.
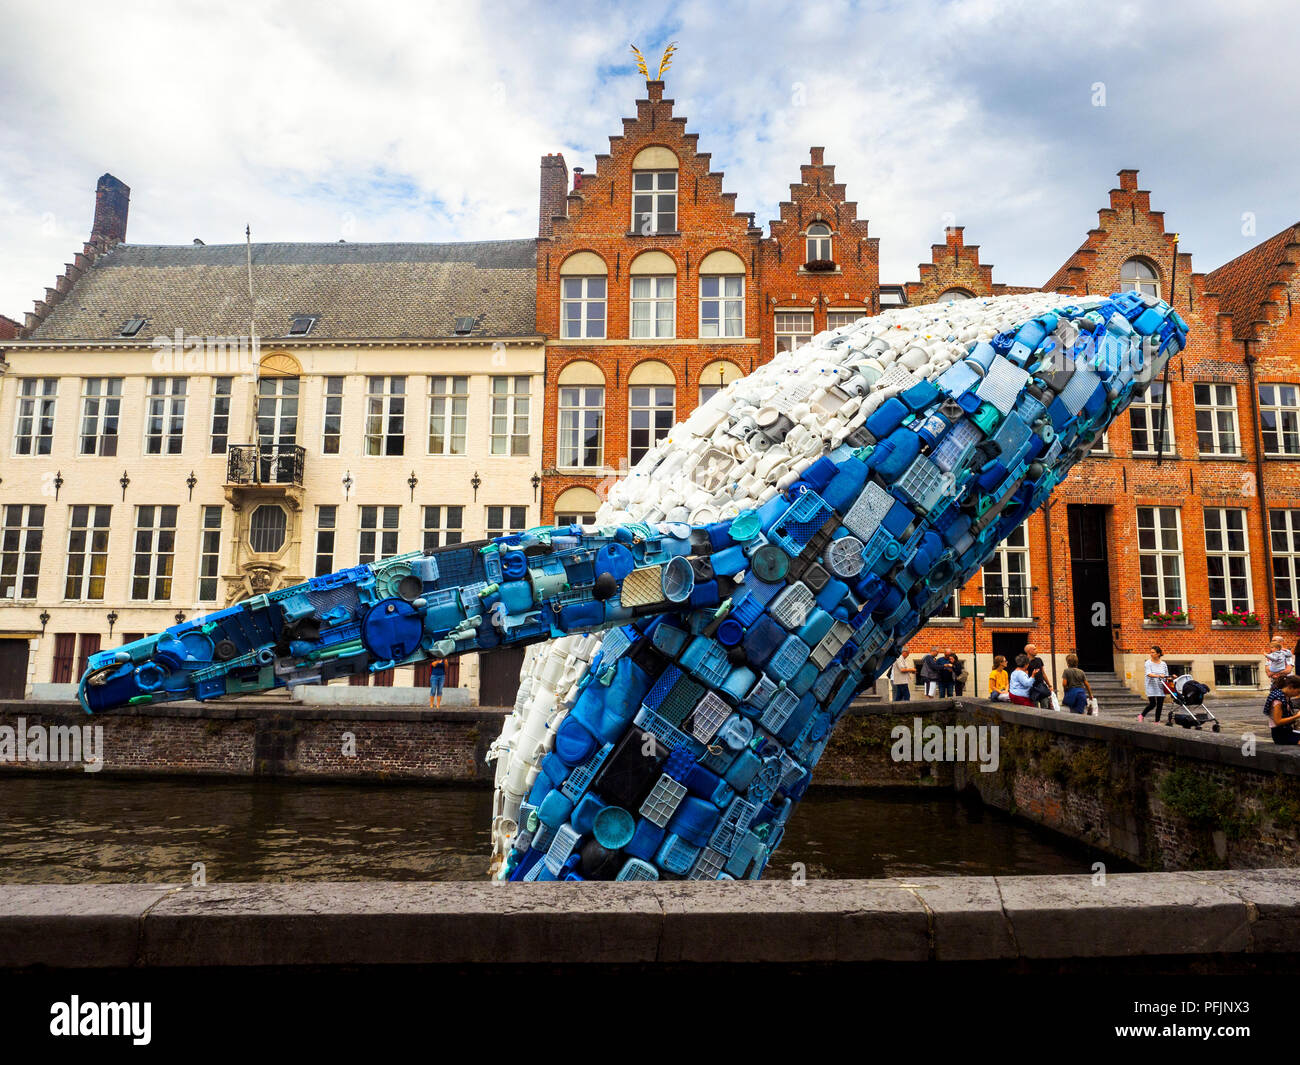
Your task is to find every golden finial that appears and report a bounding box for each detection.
[629,44,649,79]
[657,42,678,80]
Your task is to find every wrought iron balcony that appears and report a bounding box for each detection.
[226,444,306,487]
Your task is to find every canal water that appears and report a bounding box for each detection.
[0,775,1122,883]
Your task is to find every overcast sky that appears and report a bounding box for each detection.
[2,0,1297,321]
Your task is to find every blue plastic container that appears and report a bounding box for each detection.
[593,805,636,849]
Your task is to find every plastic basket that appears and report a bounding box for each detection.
[656,833,702,876]
[770,582,816,630]
[544,823,582,874]
[842,480,896,541]
[642,664,684,713]
[896,454,949,512]
[689,691,732,743]
[651,622,689,658]
[730,594,764,627]
[680,636,732,687]
[561,741,615,801]
[688,847,727,881]
[975,356,1030,415]
[598,626,635,666]
[769,491,833,557]
[759,687,800,733]
[639,773,688,827]
[659,674,706,728]
[616,858,659,881]
[708,798,759,856]
[633,706,692,756]
[745,673,778,710]
[932,418,982,474]
[767,635,811,682]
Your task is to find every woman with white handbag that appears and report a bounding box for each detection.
[1061,654,1093,714]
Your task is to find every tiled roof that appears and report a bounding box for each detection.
[28,239,539,342]
[1204,224,1300,340]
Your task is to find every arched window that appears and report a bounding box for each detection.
[806,222,832,264]
[557,362,605,469]
[631,147,679,234]
[629,251,677,339]
[938,288,974,302]
[1120,257,1159,298]
[249,504,287,554]
[627,361,676,465]
[698,250,746,338]
[554,486,601,526]
[559,252,608,339]
[698,360,742,405]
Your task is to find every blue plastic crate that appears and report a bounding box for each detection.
[688,847,727,880]
[679,635,732,687]
[633,706,692,756]
[769,490,834,557]
[560,741,614,801]
[730,594,764,627]
[708,798,759,856]
[745,673,778,710]
[598,626,635,667]
[842,480,897,542]
[811,621,854,669]
[642,664,683,713]
[651,622,689,658]
[896,454,950,512]
[616,858,660,881]
[767,634,811,682]
[759,687,799,733]
[656,833,702,876]
[974,356,1030,415]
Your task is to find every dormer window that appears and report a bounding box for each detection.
[119,318,146,337]
[805,222,832,265]
[453,316,475,336]
[287,315,317,336]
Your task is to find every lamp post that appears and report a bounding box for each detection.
[186,471,197,501]
[342,471,353,501]
[38,610,50,637]
[119,470,130,501]
[407,470,419,502]
[175,611,186,625]
[471,471,481,501]
[53,471,64,501]
[531,472,540,502]
[106,611,118,639]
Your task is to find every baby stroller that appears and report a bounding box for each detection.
[1159,674,1220,732]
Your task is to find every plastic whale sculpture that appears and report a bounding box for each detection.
[78,291,1187,883]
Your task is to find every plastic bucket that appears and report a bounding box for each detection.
[661,555,695,602]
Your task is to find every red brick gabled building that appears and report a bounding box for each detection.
[760,147,879,349]
[904,226,1035,305]
[537,80,765,525]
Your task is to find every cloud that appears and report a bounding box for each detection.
[1,0,1297,319]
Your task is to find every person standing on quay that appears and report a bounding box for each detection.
[890,648,915,702]
[1140,646,1169,722]
[428,656,447,709]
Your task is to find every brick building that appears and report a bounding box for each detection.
[537,82,880,525]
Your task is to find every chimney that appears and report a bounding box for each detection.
[91,173,130,246]
[538,153,568,239]
[809,146,825,167]
[945,226,965,249]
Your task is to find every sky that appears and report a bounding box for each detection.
[1,0,1298,320]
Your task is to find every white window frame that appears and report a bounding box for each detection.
[1270,509,1300,616]
[1129,380,1174,456]
[981,525,1032,620]
[14,378,57,457]
[358,505,400,564]
[700,275,743,338]
[486,505,528,540]
[561,276,607,339]
[805,222,832,264]
[558,385,605,469]
[1137,506,1185,616]
[427,375,467,456]
[489,376,530,457]
[197,505,223,602]
[1259,384,1300,456]
[628,384,675,466]
[0,503,45,601]
[1203,507,1253,618]
[210,376,232,455]
[1120,257,1160,298]
[131,504,178,601]
[365,376,406,457]
[79,377,122,457]
[422,505,464,550]
[555,510,596,526]
[1193,383,1240,457]
[774,311,814,353]
[630,275,676,339]
[826,310,865,330]
[314,505,337,577]
[143,377,187,455]
[321,376,345,455]
[631,170,677,234]
[64,504,111,601]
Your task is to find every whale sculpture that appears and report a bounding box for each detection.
[78,290,1187,883]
